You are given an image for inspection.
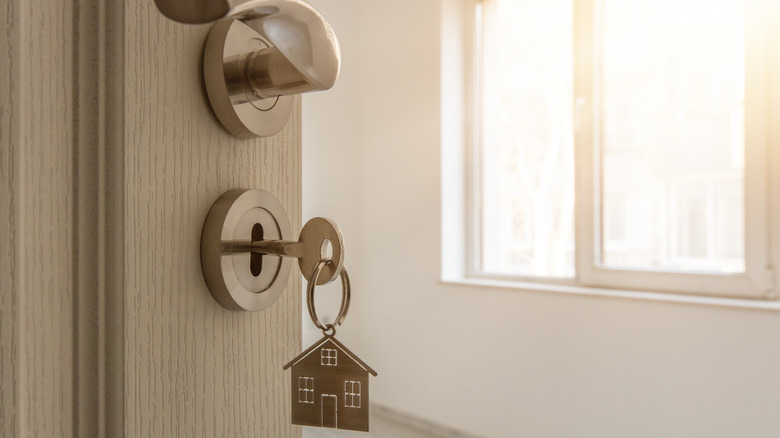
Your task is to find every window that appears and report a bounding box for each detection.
[298,377,314,404]
[465,0,777,299]
[344,381,361,408]
[321,349,337,366]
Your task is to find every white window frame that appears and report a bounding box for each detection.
[456,0,779,300]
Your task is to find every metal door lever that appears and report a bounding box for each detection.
[156,0,341,138]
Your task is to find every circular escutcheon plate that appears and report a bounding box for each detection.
[203,18,295,138]
[201,189,293,311]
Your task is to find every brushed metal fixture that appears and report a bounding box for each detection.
[305,260,350,332]
[156,0,341,138]
[284,259,377,432]
[154,0,229,24]
[201,189,344,311]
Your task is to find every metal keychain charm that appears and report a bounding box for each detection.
[283,261,377,432]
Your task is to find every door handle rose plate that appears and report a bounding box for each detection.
[156,0,341,138]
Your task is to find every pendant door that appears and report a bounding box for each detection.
[321,394,338,428]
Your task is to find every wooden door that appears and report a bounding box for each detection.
[1,1,301,437]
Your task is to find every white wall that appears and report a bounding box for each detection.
[303,1,780,437]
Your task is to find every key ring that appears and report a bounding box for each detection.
[306,259,351,335]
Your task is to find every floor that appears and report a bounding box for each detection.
[301,405,483,438]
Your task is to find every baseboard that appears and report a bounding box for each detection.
[302,404,483,438]
[370,404,483,438]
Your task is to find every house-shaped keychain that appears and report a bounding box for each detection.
[284,335,378,431]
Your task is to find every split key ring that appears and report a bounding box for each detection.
[306,260,351,335]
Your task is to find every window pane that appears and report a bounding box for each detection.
[479,0,575,278]
[599,0,745,273]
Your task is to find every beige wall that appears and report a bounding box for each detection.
[304,1,780,437]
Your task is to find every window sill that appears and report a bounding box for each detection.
[440,277,780,312]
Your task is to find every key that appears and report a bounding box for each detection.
[223,217,344,285]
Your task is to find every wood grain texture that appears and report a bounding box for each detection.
[0,1,20,436]
[21,0,76,433]
[73,0,127,436]
[1,0,77,436]
[123,1,302,436]
[2,0,301,436]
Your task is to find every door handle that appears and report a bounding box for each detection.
[154,0,230,24]
[156,0,341,138]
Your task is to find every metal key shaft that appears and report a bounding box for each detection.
[221,217,344,286]
[223,239,306,259]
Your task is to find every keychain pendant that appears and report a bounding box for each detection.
[284,261,377,432]
[284,333,377,431]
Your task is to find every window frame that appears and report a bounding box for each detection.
[321,348,338,366]
[344,381,361,408]
[298,377,314,404]
[462,0,778,300]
